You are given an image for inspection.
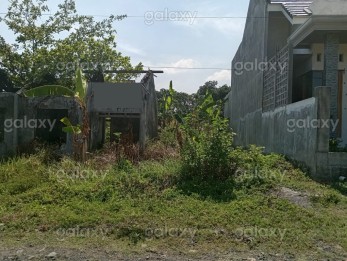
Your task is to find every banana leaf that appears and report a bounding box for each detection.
[75,68,87,100]
[23,85,75,97]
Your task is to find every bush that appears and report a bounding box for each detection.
[180,96,235,182]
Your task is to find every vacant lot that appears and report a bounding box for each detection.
[0,145,346,261]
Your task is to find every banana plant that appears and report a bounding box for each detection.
[60,117,82,135]
[22,85,75,97]
[60,68,88,136]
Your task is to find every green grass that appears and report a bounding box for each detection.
[0,149,346,259]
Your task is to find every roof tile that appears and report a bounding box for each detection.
[270,0,314,16]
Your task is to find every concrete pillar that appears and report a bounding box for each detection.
[324,34,339,137]
[314,86,331,180]
[314,86,331,153]
[89,112,104,151]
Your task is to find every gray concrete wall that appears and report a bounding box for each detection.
[0,94,82,158]
[229,84,347,179]
[229,0,267,137]
[226,0,347,179]
[267,12,292,58]
[87,72,158,151]
[327,153,347,177]
[235,97,318,172]
[0,93,17,158]
[141,73,158,140]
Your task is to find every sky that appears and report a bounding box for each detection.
[0,0,249,93]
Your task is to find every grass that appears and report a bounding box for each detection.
[0,144,346,259]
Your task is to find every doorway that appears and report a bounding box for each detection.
[36,109,68,144]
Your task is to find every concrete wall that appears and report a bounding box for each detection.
[229,0,267,140]
[267,12,292,58]
[312,44,324,71]
[226,0,347,179]
[20,96,82,154]
[141,72,158,140]
[229,83,347,179]
[234,97,318,172]
[326,153,347,177]
[0,94,82,158]
[87,72,158,151]
[0,93,17,158]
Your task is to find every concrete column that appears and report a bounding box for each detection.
[89,112,104,151]
[324,34,339,137]
[314,86,331,153]
[314,86,332,180]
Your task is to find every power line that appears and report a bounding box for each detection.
[143,66,231,71]
[0,12,269,19]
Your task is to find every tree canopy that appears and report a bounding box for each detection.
[0,0,142,89]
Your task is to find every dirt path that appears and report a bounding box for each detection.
[1,245,346,261]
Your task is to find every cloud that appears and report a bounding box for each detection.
[117,42,146,56]
[164,58,200,74]
[206,70,231,85]
[176,18,245,37]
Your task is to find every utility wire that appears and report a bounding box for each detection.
[143,66,231,71]
[0,12,267,19]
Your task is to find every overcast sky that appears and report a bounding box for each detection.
[0,0,249,93]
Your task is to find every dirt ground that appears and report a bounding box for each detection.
[1,245,347,261]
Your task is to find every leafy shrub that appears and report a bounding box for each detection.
[329,138,347,152]
[158,125,179,148]
[180,93,235,182]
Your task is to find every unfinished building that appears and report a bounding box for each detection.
[0,71,159,159]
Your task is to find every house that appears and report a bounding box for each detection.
[225,0,347,179]
[0,71,159,159]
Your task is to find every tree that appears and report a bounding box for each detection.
[196,80,218,98]
[0,0,142,89]
[196,81,231,103]
[157,86,196,124]
[0,68,15,92]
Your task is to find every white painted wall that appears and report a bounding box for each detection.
[311,43,324,71]
[338,44,347,70]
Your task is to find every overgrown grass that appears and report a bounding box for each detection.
[0,146,346,258]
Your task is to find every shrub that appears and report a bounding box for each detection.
[180,94,235,182]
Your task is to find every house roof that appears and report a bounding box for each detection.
[269,0,314,17]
